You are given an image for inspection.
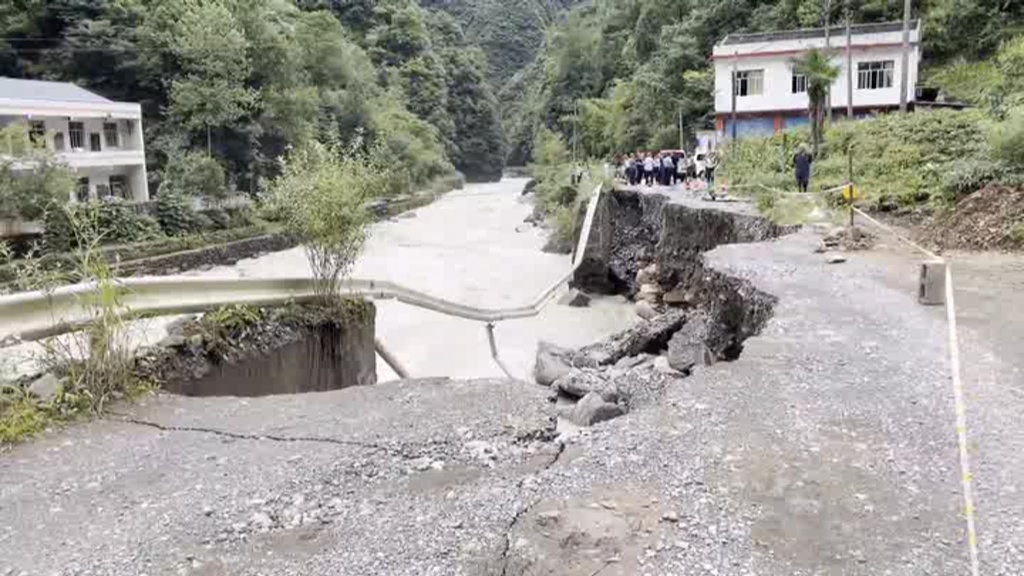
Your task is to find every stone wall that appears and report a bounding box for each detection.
[116,233,298,277]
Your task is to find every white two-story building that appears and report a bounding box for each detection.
[712,21,921,138]
[0,77,149,202]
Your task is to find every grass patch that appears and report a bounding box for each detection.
[0,387,51,444]
[720,109,991,210]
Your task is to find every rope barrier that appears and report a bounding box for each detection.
[728,179,978,574]
[755,180,980,576]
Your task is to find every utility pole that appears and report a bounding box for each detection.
[824,0,833,124]
[846,1,853,119]
[899,0,912,112]
[678,106,684,150]
[730,51,738,140]
[572,99,578,164]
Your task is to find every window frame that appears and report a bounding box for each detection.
[857,60,894,90]
[68,121,85,151]
[28,120,46,147]
[76,177,90,202]
[791,73,808,94]
[103,122,120,149]
[109,175,130,200]
[733,69,764,97]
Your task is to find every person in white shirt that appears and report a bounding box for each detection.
[643,154,656,186]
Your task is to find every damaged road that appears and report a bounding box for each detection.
[0,186,994,575]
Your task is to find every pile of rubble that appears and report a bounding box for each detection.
[533,298,726,428]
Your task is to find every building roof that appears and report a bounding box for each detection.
[719,20,919,46]
[0,77,113,104]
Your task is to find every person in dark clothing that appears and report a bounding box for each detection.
[704,151,718,188]
[794,144,813,193]
[660,154,674,186]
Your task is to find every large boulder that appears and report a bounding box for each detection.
[559,392,625,427]
[558,289,591,308]
[552,369,618,402]
[666,312,715,373]
[635,300,658,320]
[533,341,575,386]
[579,309,687,366]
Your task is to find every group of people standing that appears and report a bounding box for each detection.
[621,150,718,188]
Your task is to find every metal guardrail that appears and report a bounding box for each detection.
[0,185,605,380]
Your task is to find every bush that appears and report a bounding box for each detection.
[44,201,161,252]
[268,140,388,300]
[158,151,229,199]
[94,200,162,245]
[991,112,1024,170]
[155,193,201,236]
[224,205,257,228]
[43,206,76,253]
[430,171,466,194]
[0,123,75,221]
[941,161,1006,203]
[200,208,230,230]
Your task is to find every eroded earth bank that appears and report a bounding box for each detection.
[1,187,978,575]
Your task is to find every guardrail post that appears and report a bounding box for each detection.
[919,260,946,306]
[375,337,409,379]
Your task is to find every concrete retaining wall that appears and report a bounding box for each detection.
[143,300,377,398]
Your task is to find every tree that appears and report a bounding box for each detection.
[791,48,840,156]
[0,123,74,221]
[160,0,255,155]
[268,140,387,302]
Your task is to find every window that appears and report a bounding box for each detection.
[89,132,102,152]
[733,70,764,96]
[857,61,894,90]
[53,132,65,151]
[68,122,84,150]
[792,74,807,94]
[76,178,90,202]
[103,122,119,148]
[96,183,111,199]
[109,175,130,199]
[123,120,134,137]
[28,121,46,146]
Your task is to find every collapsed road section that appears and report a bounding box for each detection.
[536,187,791,428]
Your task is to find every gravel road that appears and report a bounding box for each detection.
[3,189,1021,575]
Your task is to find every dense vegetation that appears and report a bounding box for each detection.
[419,0,579,88]
[507,0,1024,164]
[0,0,506,193]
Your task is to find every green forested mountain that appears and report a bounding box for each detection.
[0,0,507,190]
[419,0,580,88]
[505,0,1024,164]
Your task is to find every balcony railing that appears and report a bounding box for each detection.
[56,149,145,167]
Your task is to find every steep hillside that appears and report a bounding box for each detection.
[0,0,507,185]
[420,0,579,88]
[506,0,1024,163]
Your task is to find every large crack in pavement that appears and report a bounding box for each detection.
[107,412,398,453]
[498,439,568,576]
